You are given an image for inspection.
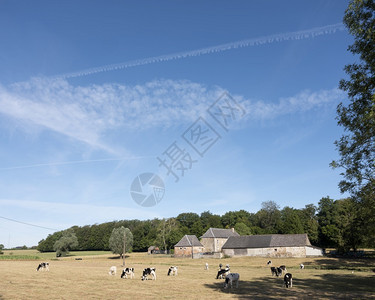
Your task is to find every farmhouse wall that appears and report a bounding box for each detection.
[201,237,229,253]
[306,246,324,256]
[223,246,313,258]
[174,246,204,258]
[200,238,214,252]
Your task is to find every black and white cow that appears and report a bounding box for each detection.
[216,267,230,279]
[205,262,209,270]
[142,267,156,280]
[36,262,49,271]
[279,265,287,274]
[270,267,282,277]
[267,260,272,265]
[223,273,240,289]
[300,263,304,269]
[284,273,293,288]
[167,266,178,276]
[121,267,135,279]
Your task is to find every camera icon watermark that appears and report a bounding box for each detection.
[130,173,165,207]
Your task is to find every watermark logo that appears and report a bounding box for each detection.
[130,173,165,207]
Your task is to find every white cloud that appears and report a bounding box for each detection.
[0,78,342,154]
[242,88,344,121]
[0,78,225,152]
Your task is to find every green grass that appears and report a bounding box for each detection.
[0,255,41,260]
[0,249,112,261]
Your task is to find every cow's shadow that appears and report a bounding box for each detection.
[107,255,130,260]
[204,273,375,299]
[304,258,375,271]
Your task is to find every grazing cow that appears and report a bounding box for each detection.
[142,268,156,281]
[267,260,272,265]
[270,267,282,277]
[279,265,287,274]
[167,266,178,276]
[284,273,293,288]
[216,267,230,279]
[36,262,49,271]
[300,263,304,269]
[121,267,135,279]
[205,263,209,270]
[223,273,240,289]
[108,266,117,276]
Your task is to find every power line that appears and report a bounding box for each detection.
[0,215,59,231]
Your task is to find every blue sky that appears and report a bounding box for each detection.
[0,0,353,247]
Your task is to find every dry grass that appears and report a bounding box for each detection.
[1,252,375,299]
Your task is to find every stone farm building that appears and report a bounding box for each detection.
[147,246,159,254]
[174,235,204,258]
[222,233,323,258]
[200,228,240,253]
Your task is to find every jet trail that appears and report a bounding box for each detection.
[0,156,153,171]
[54,23,345,79]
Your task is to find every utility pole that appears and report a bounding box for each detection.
[122,230,126,267]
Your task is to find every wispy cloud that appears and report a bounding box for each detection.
[0,78,224,152]
[0,78,342,155]
[53,23,345,79]
[243,88,344,121]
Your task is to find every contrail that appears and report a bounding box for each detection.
[0,156,154,171]
[54,23,345,79]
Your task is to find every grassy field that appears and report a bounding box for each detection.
[0,249,112,260]
[1,251,375,299]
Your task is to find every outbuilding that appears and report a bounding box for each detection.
[221,233,323,258]
[147,246,159,254]
[174,235,204,258]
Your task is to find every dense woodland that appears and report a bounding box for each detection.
[37,197,368,254]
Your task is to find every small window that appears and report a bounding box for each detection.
[183,247,186,250]
[179,247,182,250]
[274,249,277,251]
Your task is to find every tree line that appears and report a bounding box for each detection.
[37,197,372,254]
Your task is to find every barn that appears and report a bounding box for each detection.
[221,233,323,258]
[200,228,239,253]
[174,235,204,258]
[147,246,159,254]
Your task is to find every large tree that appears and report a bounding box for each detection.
[255,201,282,233]
[279,207,304,235]
[155,218,181,251]
[299,204,319,244]
[108,226,133,257]
[317,196,362,252]
[332,0,375,246]
[53,228,79,257]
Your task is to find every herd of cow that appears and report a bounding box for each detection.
[36,260,304,290]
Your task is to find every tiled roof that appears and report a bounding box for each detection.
[222,234,312,249]
[175,235,203,247]
[201,228,240,238]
